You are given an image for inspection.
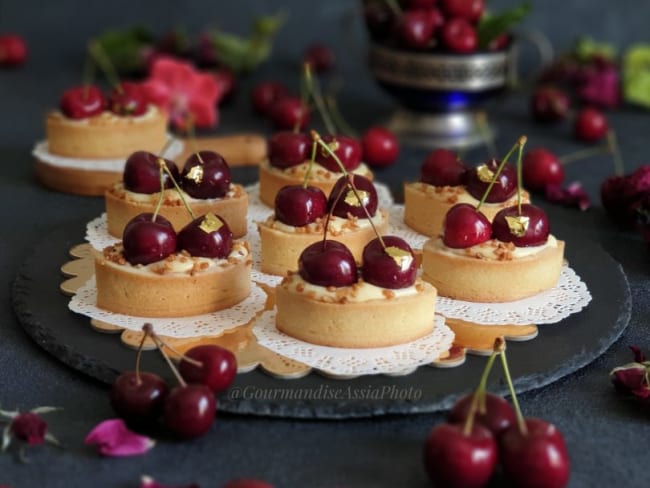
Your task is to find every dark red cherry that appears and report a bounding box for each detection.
[303,43,335,73]
[177,213,233,259]
[315,135,362,172]
[268,132,311,169]
[328,174,379,219]
[181,151,231,199]
[108,82,147,116]
[522,148,565,192]
[221,480,275,488]
[448,393,516,436]
[361,126,399,168]
[0,34,27,66]
[531,86,570,123]
[123,151,180,194]
[440,0,485,22]
[269,96,310,131]
[401,0,437,8]
[362,236,417,289]
[440,18,478,53]
[251,81,289,115]
[443,203,492,249]
[110,371,169,425]
[122,213,177,265]
[466,159,517,203]
[396,10,435,50]
[492,204,550,247]
[298,240,358,287]
[162,384,216,439]
[363,1,396,41]
[275,185,327,227]
[59,85,106,119]
[420,149,468,187]
[179,345,237,394]
[574,107,609,142]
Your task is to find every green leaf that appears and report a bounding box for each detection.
[574,36,617,61]
[623,44,650,108]
[92,26,154,75]
[478,2,531,49]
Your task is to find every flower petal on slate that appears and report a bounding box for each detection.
[85,419,155,457]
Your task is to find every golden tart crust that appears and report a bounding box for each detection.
[93,242,251,317]
[421,236,565,302]
[46,106,168,159]
[105,183,248,238]
[403,182,531,237]
[275,273,438,348]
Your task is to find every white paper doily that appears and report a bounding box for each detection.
[32,137,183,172]
[387,205,430,249]
[69,277,267,338]
[435,265,592,325]
[253,310,454,376]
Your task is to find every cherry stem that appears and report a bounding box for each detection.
[81,51,96,100]
[515,136,527,214]
[557,144,610,165]
[158,137,176,159]
[497,339,528,436]
[87,41,122,92]
[463,351,498,436]
[607,130,624,177]
[475,111,497,158]
[134,324,152,385]
[324,95,358,138]
[303,63,336,135]
[145,328,202,368]
[152,165,166,221]
[157,158,196,220]
[150,333,187,387]
[476,136,524,212]
[383,0,403,16]
[302,141,318,189]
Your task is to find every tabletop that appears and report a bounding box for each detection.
[1,1,648,487]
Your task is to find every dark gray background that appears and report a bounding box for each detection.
[1,1,649,487]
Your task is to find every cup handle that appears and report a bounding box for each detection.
[510,27,555,87]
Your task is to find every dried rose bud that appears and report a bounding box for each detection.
[610,346,650,401]
[10,412,47,445]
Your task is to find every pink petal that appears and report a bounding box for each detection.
[85,419,155,457]
[187,97,218,128]
[611,365,646,391]
[630,345,647,363]
[140,79,172,110]
[140,475,200,488]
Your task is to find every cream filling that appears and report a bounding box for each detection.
[264,209,385,235]
[409,182,529,207]
[426,235,558,260]
[115,182,237,204]
[266,160,372,182]
[102,241,249,275]
[282,273,420,303]
[51,105,160,124]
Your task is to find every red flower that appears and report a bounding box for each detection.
[10,413,47,445]
[610,345,650,402]
[140,56,223,131]
[545,181,591,211]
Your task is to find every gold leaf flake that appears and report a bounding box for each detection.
[185,165,203,184]
[476,164,495,183]
[344,189,369,207]
[386,246,414,270]
[199,213,223,233]
[505,215,530,237]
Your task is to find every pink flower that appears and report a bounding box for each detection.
[610,345,650,402]
[10,413,47,445]
[140,475,200,488]
[85,419,155,457]
[141,56,223,131]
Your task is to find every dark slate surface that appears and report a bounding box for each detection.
[1,1,650,487]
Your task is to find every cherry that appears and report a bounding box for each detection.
[395,10,435,50]
[303,43,335,73]
[179,345,237,394]
[361,236,417,289]
[212,67,237,104]
[402,0,437,8]
[466,159,517,203]
[269,96,310,131]
[177,213,233,259]
[363,1,396,41]
[442,203,492,249]
[59,85,106,119]
[0,34,27,66]
[492,204,550,247]
[181,151,231,199]
[122,213,177,265]
[500,418,570,488]
[194,33,220,67]
[221,480,275,488]
[423,422,498,488]
[268,132,311,169]
[110,371,169,425]
[440,0,484,22]
[440,18,478,54]
[315,135,362,172]
[420,148,467,187]
[251,81,288,115]
[488,32,512,51]
[574,107,609,142]
[298,240,358,287]
[274,185,327,227]
[425,7,445,31]
[108,82,148,116]
[448,393,516,436]
[522,148,565,192]
[162,384,216,439]
[361,126,399,168]
[531,86,570,123]
[327,174,379,219]
[123,151,180,194]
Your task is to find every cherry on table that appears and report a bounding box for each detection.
[123,151,180,194]
[177,213,233,259]
[531,86,570,123]
[315,134,362,172]
[492,204,550,247]
[122,213,177,265]
[179,345,237,394]
[110,371,169,425]
[420,148,467,187]
[440,18,478,54]
[423,422,498,488]
[395,10,435,50]
[361,126,399,168]
[181,150,232,199]
[466,159,517,203]
[443,203,492,249]
[268,132,311,169]
[574,107,609,142]
[522,148,565,192]
[108,82,148,116]
[275,185,327,227]
[221,480,275,488]
[269,96,310,131]
[251,81,288,115]
[298,240,358,287]
[303,43,335,73]
[162,384,216,439]
[440,0,485,23]
[361,236,417,289]
[448,392,516,436]
[327,174,379,219]
[362,0,396,41]
[0,34,27,66]
[60,85,106,119]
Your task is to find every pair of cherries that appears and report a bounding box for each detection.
[60,82,148,119]
[251,80,310,131]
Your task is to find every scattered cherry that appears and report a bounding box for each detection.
[177,213,233,259]
[327,174,379,219]
[395,10,435,50]
[123,151,179,194]
[574,107,609,142]
[269,96,310,130]
[60,85,106,119]
[440,18,478,54]
[221,480,275,488]
[108,82,147,116]
[303,43,335,73]
[298,240,358,287]
[448,392,516,436]
[531,86,570,123]
[315,135,362,172]
[361,126,399,168]
[274,185,327,227]
[251,81,288,115]
[162,384,216,439]
[522,148,565,192]
[179,345,237,394]
[419,149,467,187]
[268,132,311,169]
[442,203,492,249]
[361,236,417,289]
[110,371,169,425]
[466,159,517,203]
[181,151,231,199]
[0,34,27,66]
[122,213,177,265]
[440,0,485,23]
